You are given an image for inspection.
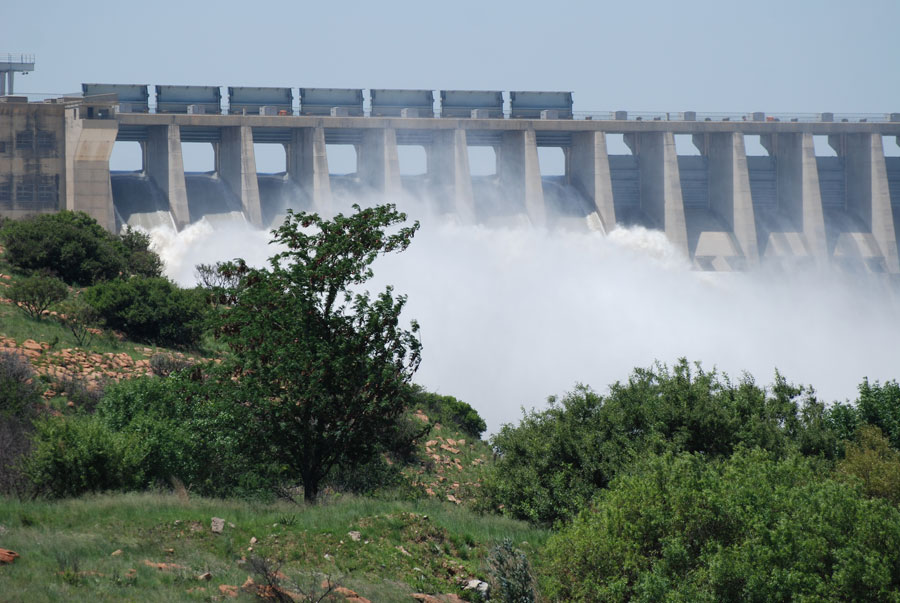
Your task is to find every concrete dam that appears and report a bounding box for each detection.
[2,84,900,273]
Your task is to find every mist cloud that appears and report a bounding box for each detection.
[148,197,900,435]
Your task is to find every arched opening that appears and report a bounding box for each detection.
[467,146,497,176]
[326,144,357,175]
[606,133,631,155]
[254,143,287,174]
[813,135,837,157]
[182,142,216,172]
[109,141,143,172]
[674,134,701,156]
[744,135,769,156]
[883,136,900,157]
[537,147,565,176]
[398,145,427,175]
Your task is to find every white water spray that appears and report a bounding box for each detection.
[148,197,900,436]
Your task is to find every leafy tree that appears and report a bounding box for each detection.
[120,226,163,278]
[857,378,900,450]
[542,448,900,602]
[213,204,422,502]
[52,296,104,347]
[83,277,207,347]
[837,425,900,505]
[0,351,41,495]
[486,360,839,524]
[7,274,68,319]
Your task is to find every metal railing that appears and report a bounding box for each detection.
[0,53,35,65]
[574,111,899,123]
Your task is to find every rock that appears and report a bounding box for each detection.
[197,571,212,581]
[210,517,225,533]
[0,549,19,564]
[143,559,185,571]
[110,549,123,556]
[396,545,412,557]
[348,531,361,542]
[218,584,239,598]
[249,536,257,545]
[414,410,429,423]
[463,579,490,596]
[324,553,333,561]
[411,595,466,603]
[446,494,461,505]
[22,340,42,352]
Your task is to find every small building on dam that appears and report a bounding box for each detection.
[1,84,900,273]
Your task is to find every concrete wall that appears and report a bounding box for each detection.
[706,132,759,265]
[358,128,401,197]
[65,110,117,231]
[428,129,475,221]
[498,129,546,227]
[569,131,615,232]
[0,100,66,221]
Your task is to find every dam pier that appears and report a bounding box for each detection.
[1,85,900,272]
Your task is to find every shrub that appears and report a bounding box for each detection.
[24,414,148,498]
[487,538,537,603]
[0,211,126,285]
[95,373,277,497]
[0,350,42,418]
[542,448,900,602]
[7,274,68,319]
[83,277,207,347]
[0,351,41,496]
[412,387,487,439]
[0,211,164,285]
[485,360,841,525]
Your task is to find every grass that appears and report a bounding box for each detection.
[0,492,549,602]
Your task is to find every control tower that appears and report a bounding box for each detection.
[0,53,34,95]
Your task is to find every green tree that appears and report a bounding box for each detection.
[543,449,900,602]
[837,425,900,505]
[213,204,422,502]
[7,274,68,319]
[120,226,163,278]
[857,378,900,449]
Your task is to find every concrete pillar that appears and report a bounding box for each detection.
[146,125,190,229]
[218,126,262,227]
[569,131,615,232]
[768,133,828,262]
[66,119,118,232]
[629,132,688,255]
[288,127,332,214]
[358,128,401,198]
[706,132,759,264]
[844,133,900,273]
[498,129,546,227]
[428,128,474,221]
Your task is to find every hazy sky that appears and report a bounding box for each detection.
[6,0,899,114]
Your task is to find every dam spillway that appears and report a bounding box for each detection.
[2,88,900,273]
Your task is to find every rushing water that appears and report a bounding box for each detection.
[146,188,900,435]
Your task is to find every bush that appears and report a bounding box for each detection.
[24,414,148,498]
[83,277,207,347]
[0,351,41,496]
[95,373,277,497]
[542,448,900,602]
[52,296,103,347]
[485,360,841,525]
[412,387,486,439]
[0,211,163,285]
[7,274,68,319]
[0,211,126,285]
[487,538,537,603]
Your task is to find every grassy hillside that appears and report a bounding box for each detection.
[0,492,548,602]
